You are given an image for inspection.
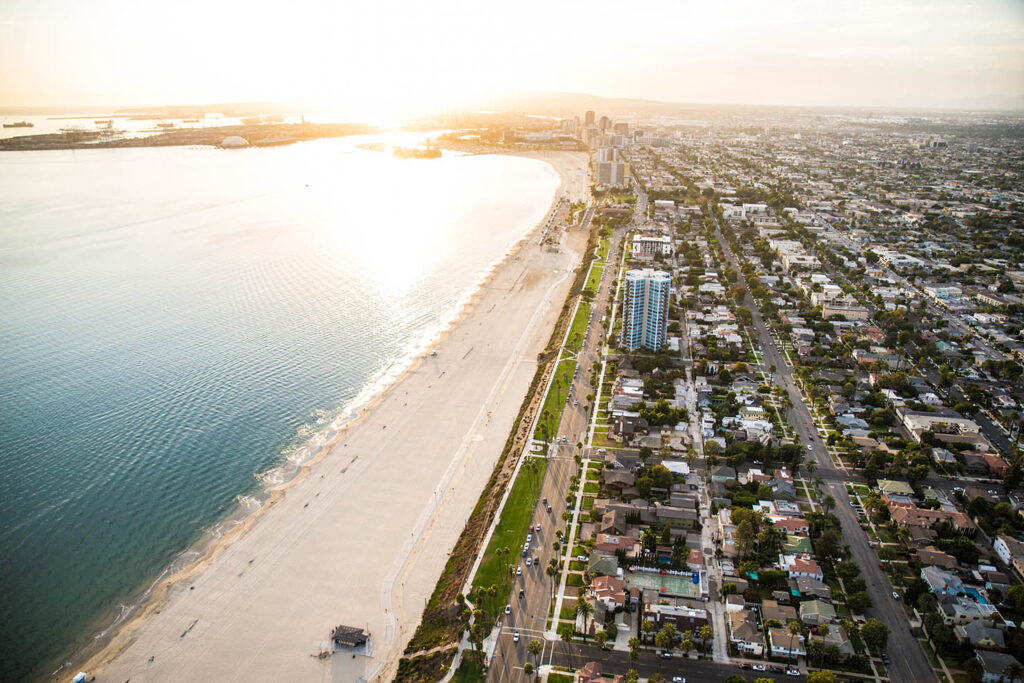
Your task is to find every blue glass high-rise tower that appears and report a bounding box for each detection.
[622,268,671,351]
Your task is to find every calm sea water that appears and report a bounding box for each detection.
[0,137,559,681]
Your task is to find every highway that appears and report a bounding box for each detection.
[712,220,938,683]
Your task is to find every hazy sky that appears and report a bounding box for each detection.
[1,0,1022,114]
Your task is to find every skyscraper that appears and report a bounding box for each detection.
[584,110,595,126]
[622,269,671,352]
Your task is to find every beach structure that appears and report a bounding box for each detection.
[220,135,249,149]
[331,624,368,648]
[622,268,671,352]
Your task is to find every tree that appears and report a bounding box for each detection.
[649,675,666,683]
[1009,584,1024,609]
[847,591,873,612]
[1004,661,1024,683]
[576,599,594,638]
[680,630,694,658]
[625,670,639,683]
[735,519,755,558]
[861,618,890,653]
[807,672,837,683]
[698,624,714,652]
[528,639,542,661]
[655,630,670,650]
[523,662,535,677]
[821,494,836,514]
[816,624,830,669]
[594,630,608,649]
[628,636,641,664]
[964,657,984,683]
[787,620,803,666]
[725,677,747,683]
[641,618,656,644]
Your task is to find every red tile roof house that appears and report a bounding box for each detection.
[780,553,824,580]
[770,515,810,536]
[890,505,976,531]
[591,575,628,611]
[593,533,641,558]
[576,661,625,683]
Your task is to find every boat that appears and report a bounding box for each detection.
[3,121,33,128]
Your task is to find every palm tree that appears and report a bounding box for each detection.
[698,624,714,653]
[641,618,655,644]
[576,599,594,639]
[787,620,803,667]
[546,562,559,600]
[528,639,542,663]
[822,494,835,514]
[816,623,830,669]
[1004,661,1024,683]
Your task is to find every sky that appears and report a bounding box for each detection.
[1,0,1022,115]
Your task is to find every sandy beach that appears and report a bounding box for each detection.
[81,151,589,682]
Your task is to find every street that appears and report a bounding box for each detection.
[713,221,938,683]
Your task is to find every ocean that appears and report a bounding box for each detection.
[0,136,560,681]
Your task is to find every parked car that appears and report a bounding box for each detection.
[753,664,766,671]
[671,678,685,683]
[516,566,522,575]
[659,651,672,659]
[786,668,800,676]
[504,604,511,614]
[526,557,532,566]
[892,591,900,600]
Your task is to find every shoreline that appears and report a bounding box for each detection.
[68,150,588,682]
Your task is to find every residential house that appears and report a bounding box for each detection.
[591,576,628,611]
[791,577,832,602]
[954,622,1006,650]
[761,599,798,625]
[780,554,823,580]
[994,535,1024,577]
[768,627,806,659]
[728,609,765,656]
[921,566,964,595]
[799,599,837,625]
[975,650,1023,683]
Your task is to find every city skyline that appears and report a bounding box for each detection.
[1,0,1022,115]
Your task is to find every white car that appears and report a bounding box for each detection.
[753,664,766,672]
[516,566,522,575]
[526,557,532,566]
[892,591,900,600]
[672,678,685,683]
[504,604,511,614]
[513,631,520,643]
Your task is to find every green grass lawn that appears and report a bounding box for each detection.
[597,238,610,262]
[584,266,604,297]
[452,651,487,683]
[583,482,599,494]
[472,458,549,599]
[567,574,584,587]
[538,359,576,441]
[548,674,574,683]
[566,301,592,354]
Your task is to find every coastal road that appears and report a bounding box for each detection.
[548,643,806,682]
[713,221,938,683]
[489,222,625,682]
